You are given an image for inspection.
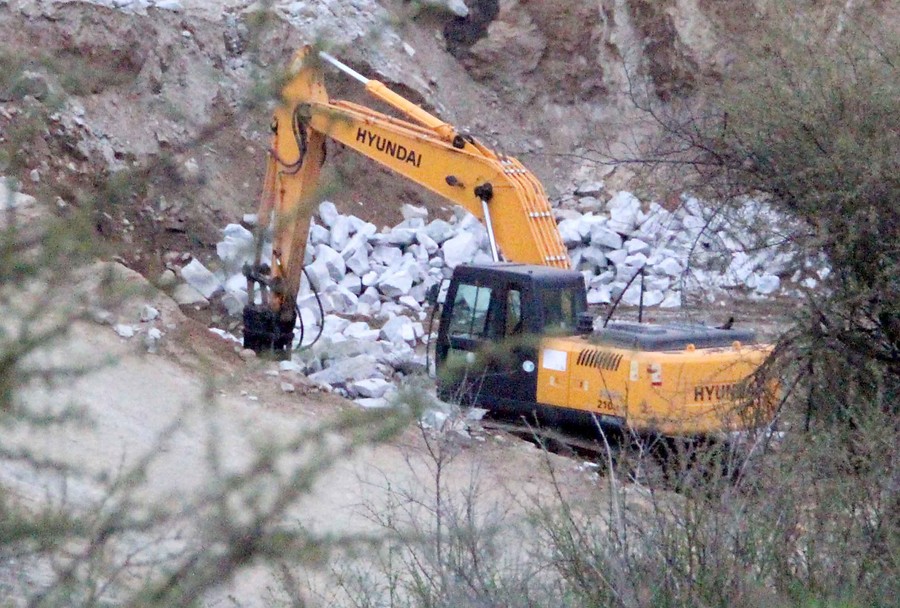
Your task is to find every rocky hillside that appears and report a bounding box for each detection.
[0,0,893,332]
[2,0,892,327]
[5,0,896,226]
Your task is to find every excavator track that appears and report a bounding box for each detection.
[471,414,770,490]
[476,419,618,462]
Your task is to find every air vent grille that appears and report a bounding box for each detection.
[576,349,623,371]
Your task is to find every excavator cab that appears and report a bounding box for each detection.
[435,263,587,407]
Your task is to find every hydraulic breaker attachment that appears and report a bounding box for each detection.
[242,305,295,357]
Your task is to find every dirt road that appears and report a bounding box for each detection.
[1,265,591,605]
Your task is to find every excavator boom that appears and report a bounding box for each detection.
[244,46,568,353]
[286,48,568,268]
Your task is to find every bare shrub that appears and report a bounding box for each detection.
[0,10,421,606]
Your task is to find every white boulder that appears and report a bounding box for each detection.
[296,293,324,324]
[344,246,371,277]
[575,180,604,196]
[343,321,380,342]
[180,259,221,298]
[114,324,136,339]
[339,273,363,295]
[754,274,781,295]
[557,218,583,247]
[590,225,623,250]
[172,284,209,307]
[216,223,256,274]
[625,238,651,255]
[660,291,682,308]
[305,258,334,292]
[576,196,603,213]
[554,209,581,222]
[424,219,455,244]
[314,244,346,281]
[355,397,391,409]
[296,307,320,335]
[590,270,616,287]
[318,201,340,228]
[605,249,628,267]
[416,230,439,255]
[309,224,330,246]
[309,354,380,386]
[0,177,37,209]
[144,327,163,353]
[657,257,683,277]
[322,315,351,336]
[401,203,428,221]
[325,285,359,312]
[221,291,247,316]
[441,231,477,268]
[371,245,403,267]
[637,203,673,239]
[349,378,393,399]
[155,0,184,11]
[587,286,612,305]
[607,191,642,234]
[398,295,421,310]
[581,247,608,269]
[622,286,664,307]
[380,315,417,343]
[386,228,418,247]
[377,269,414,298]
[329,215,353,251]
[140,304,160,322]
[623,253,648,269]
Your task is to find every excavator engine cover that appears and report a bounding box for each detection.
[593,322,757,350]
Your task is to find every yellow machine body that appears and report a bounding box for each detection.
[537,337,774,436]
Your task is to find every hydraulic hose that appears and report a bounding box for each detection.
[293,267,325,351]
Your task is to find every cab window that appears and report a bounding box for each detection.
[540,287,585,334]
[506,289,523,335]
[448,283,493,338]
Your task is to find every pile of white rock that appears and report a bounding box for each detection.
[173,189,824,408]
[557,190,823,308]
[176,200,491,407]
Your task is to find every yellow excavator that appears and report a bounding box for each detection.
[243,46,777,438]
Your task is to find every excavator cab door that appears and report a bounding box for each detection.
[435,269,538,407]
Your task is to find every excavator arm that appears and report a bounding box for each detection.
[243,46,568,354]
